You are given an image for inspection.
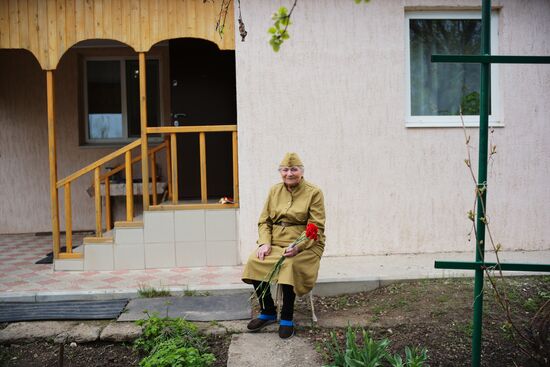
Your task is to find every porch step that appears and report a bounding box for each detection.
[114,220,143,228]
[58,208,239,272]
[54,258,84,271]
[83,236,114,244]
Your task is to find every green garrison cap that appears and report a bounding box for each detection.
[280,152,303,167]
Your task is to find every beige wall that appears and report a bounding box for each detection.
[2,0,549,261]
[235,0,550,260]
[0,45,170,233]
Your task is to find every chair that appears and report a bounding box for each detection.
[275,284,318,323]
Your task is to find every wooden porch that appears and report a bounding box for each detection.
[0,0,239,268]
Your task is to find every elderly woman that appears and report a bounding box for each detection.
[242,152,326,339]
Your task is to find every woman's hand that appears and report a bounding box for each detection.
[256,244,272,260]
[283,245,299,258]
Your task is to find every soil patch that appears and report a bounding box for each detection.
[1,276,548,366]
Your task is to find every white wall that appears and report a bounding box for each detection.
[235,0,550,261]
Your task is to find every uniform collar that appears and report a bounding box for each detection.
[285,178,305,194]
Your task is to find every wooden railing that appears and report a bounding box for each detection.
[52,125,239,260]
[54,138,169,259]
[146,125,239,208]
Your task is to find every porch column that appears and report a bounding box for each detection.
[46,70,61,258]
[139,52,150,210]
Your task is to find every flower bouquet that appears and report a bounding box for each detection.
[257,222,319,300]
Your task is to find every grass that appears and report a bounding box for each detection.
[138,284,171,298]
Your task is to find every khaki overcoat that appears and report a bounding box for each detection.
[242,179,325,296]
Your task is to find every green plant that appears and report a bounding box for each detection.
[387,346,429,367]
[268,6,293,52]
[323,326,390,367]
[139,339,215,367]
[323,326,429,367]
[134,314,208,355]
[138,284,171,298]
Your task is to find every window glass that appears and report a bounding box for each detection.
[86,60,123,139]
[409,19,483,116]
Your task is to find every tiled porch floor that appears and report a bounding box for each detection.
[0,233,244,295]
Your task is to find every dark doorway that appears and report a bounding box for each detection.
[169,38,237,200]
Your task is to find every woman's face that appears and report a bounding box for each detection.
[279,166,304,188]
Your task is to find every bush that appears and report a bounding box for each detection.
[134,314,214,367]
[134,314,208,354]
[139,339,215,367]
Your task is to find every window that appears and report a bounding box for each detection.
[84,58,161,143]
[405,11,500,127]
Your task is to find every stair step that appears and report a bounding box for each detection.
[58,252,83,259]
[114,220,143,228]
[54,258,84,271]
[83,236,114,244]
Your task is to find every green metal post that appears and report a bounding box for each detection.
[472,1,491,366]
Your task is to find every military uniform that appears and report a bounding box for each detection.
[242,178,325,296]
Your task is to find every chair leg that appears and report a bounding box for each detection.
[309,291,318,323]
[275,283,282,319]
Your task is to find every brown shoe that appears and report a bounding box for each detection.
[247,317,276,332]
[278,325,295,339]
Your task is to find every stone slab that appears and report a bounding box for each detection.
[100,322,143,342]
[0,321,78,344]
[227,333,322,367]
[118,293,252,322]
[53,322,104,343]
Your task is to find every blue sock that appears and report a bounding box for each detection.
[280,319,294,327]
[258,313,277,321]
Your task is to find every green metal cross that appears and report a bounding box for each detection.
[430,1,550,366]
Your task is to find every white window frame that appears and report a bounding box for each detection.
[83,56,163,144]
[405,11,502,128]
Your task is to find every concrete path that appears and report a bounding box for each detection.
[118,293,251,321]
[227,333,322,367]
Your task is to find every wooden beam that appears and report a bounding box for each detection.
[125,150,134,221]
[58,252,83,259]
[199,132,207,203]
[165,136,172,201]
[64,182,72,253]
[57,139,141,188]
[139,52,150,210]
[46,70,60,259]
[100,141,165,181]
[104,177,112,231]
[232,131,239,204]
[170,133,178,203]
[147,125,237,134]
[94,166,102,237]
[149,203,239,211]
[114,220,143,228]
[151,152,158,205]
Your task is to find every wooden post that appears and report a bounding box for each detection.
[199,132,207,203]
[139,52,150,210]
[125,151,134,221]
[151,152,158,205]
[165,137,172,201]
[46,70,61,259]
[104,178,111,231]
[64,183,72,253]
[170,133,178,203]
[232,131,239,204]
[94,167,102,236]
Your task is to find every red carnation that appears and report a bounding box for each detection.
[306,223,319,240]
